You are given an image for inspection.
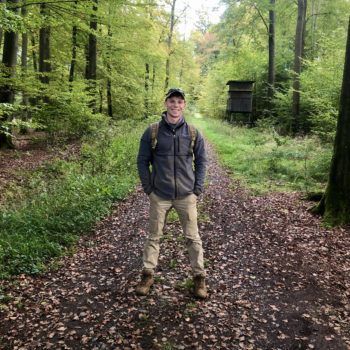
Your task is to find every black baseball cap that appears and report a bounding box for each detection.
[165,88,185,100]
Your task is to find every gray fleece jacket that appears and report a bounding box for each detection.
[137,114,207,200]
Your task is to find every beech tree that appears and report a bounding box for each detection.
[0,0,19,148]
[164,0,176,91]
[292,0,307,133]
[267,0,275,106]
[316,18,350,226]
[39,3,51,86]
[0,0,5,50]
[68,0,78,85]
[85,0,98,112]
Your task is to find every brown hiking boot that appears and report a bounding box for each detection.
[135,270,154,296]
[193,275,207,299]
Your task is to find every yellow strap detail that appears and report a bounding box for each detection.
[150,122,159,150]
[188,124,197,151]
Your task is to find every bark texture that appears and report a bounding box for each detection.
[69,2,78,85]
[39,4,51,85]
[0,0,19,148]
[144,63,150,118]
[292,0,307,133]
[85,0,98,112]
[0,0,5,50]
[267,0,275,106]
[319,17,350,226]
[21,1,29,129]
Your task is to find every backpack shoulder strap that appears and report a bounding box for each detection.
[188,124,197,151]
[150,122,159,150]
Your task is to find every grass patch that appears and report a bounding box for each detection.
[166,208,179,223]
[176,277,194,291]
[0,118,155,278]
[188,114,331,194]
[168,259,178,269]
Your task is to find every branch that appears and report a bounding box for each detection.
[252,3,268,32]
[11,0,91,10]
[173,4,189,27]
[305,12,332,24]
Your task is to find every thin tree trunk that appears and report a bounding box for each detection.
[106,13,113,118]
[0,0,19,148]
[310,0,321,57]
[99,86,103,113]
[144,63,150,118]
[301,0,308,59]
[0,0,5,53]
[31,34,38,72]
[292,0,306,133]
[106,76,112,117]
[267,0,275,107]
[152,65,155,93]
[85,0,98,112]
[69,25,77,85]
[317,17,350,226]
[39,3,51,85]
[179,57,184,85]
[21,1,29,131]
[164,0,176,91]
[69,1,78,86]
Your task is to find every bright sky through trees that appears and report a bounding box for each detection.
[177,0,226,38]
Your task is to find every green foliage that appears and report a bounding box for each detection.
[0,3,24,32]
[34,88,108,139]
[189,114,331,194]
[193,0,350,138]
[0,118,148,278]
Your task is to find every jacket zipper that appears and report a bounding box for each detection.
[173,129,177,198]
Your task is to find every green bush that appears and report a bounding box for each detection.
[0,118,150,278]
[34,89,108,139]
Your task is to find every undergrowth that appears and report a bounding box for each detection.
[188,114,331,195]
[0,117,155,278]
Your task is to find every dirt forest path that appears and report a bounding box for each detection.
[1,143,349,350]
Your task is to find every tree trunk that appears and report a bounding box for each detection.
[39,4,51,85]
[317,18,350,226]
[69,1,78,86]
[292,0,306,133]
[31,34,38,72]
[69,25,77,85]
[85,0,98,113]
[0,0,19,148]
[164,0,176,91]
[310,0,321,58]
[267,0,275,107]
[301,0,308,59]
[106,19,113,118]
[21,1,29,131]
[144,63,150,118]
[0,0,5,52]
[152,65,155,93]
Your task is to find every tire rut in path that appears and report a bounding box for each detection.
[0,143,349,350]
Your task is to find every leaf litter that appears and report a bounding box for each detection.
[0,143,349,349]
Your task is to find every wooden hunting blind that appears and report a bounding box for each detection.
[226,80,255,113]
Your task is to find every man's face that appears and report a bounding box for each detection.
[165,96,186,120]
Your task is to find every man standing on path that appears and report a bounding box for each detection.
[136,88,208,299]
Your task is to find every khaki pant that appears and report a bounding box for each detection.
[143,192,205,277]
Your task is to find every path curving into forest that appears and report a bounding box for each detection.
[1,143,349,350]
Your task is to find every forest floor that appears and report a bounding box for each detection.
[0,143,350,350]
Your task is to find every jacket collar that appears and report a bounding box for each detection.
[161,111,185,129]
